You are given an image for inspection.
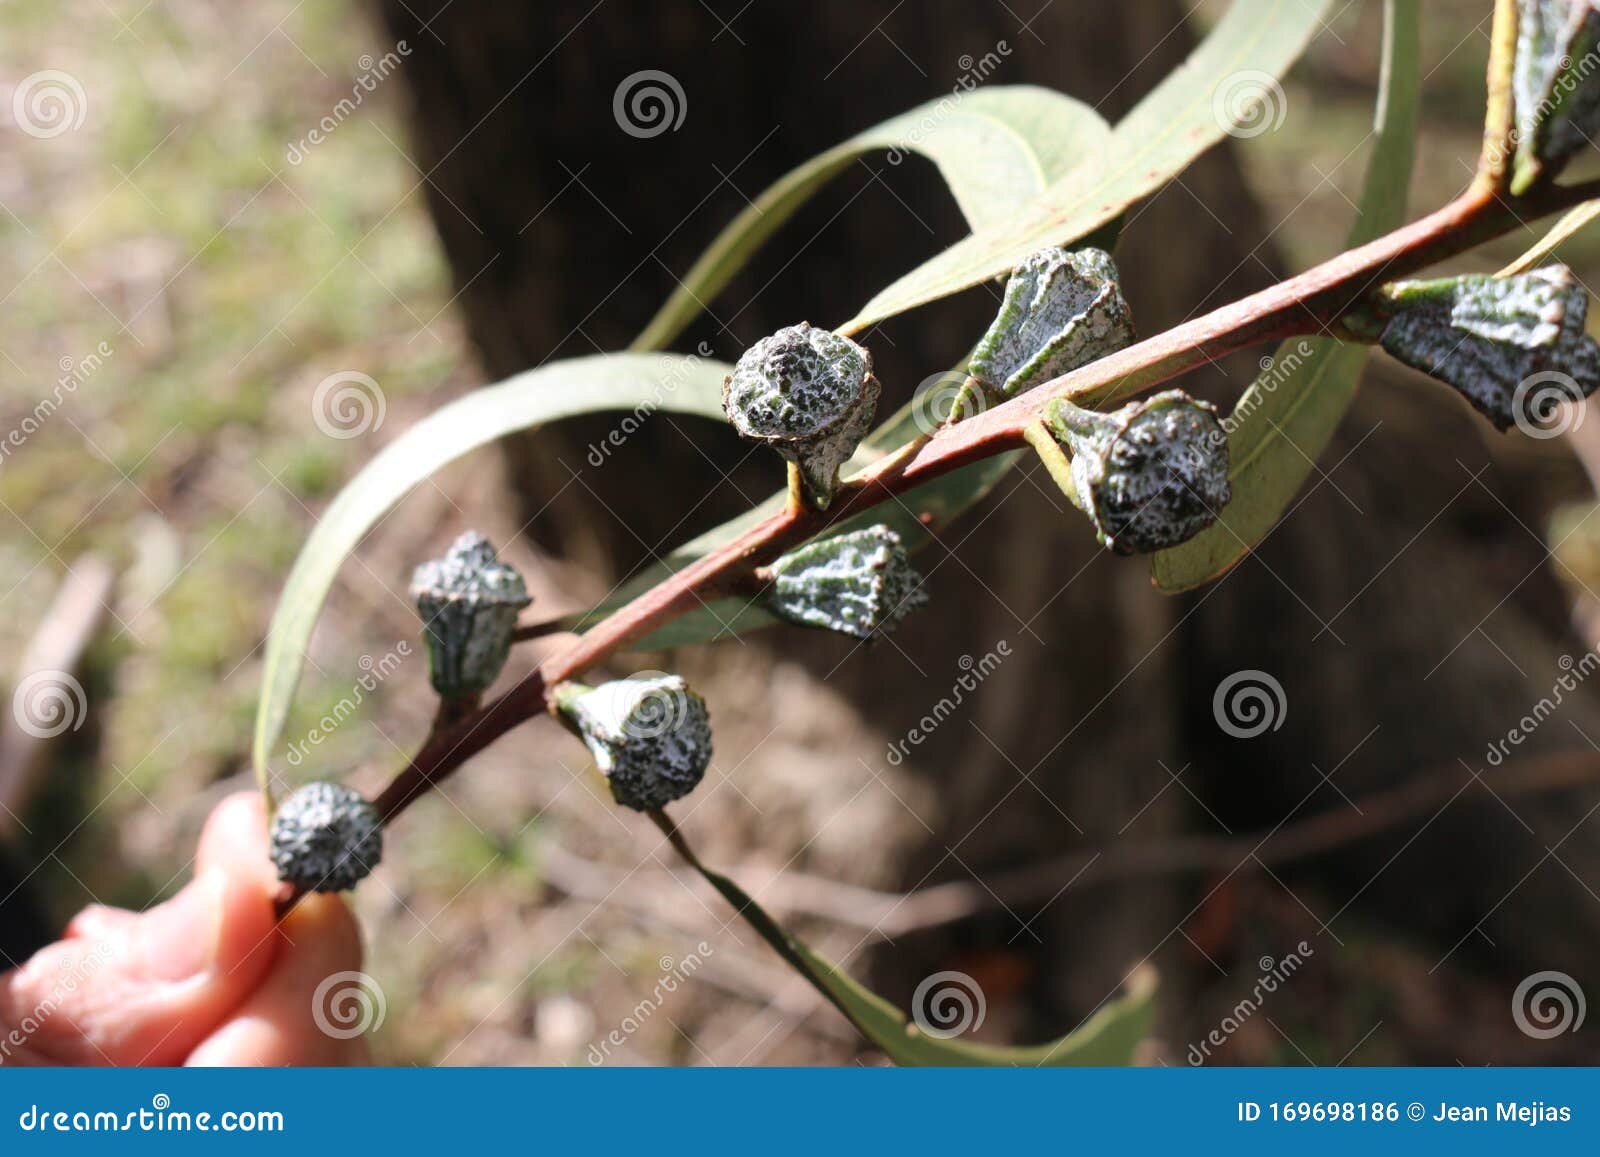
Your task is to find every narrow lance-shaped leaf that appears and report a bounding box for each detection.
[1151,0,1420,592]
[1498,198,1600,276]
[838,0,1336,335]
[656,815,1157,1066]
[634,86,1112,352]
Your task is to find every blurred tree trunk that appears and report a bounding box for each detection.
[377,0,1600,1059]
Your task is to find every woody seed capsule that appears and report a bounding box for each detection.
[968,246,1135,396]
[763,524,928,640]
[1047,390,1231,555]
[555,675,713,812]
[723,322,880,509]
[410,531,531,698]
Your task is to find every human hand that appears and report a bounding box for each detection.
[0,793,369,1065]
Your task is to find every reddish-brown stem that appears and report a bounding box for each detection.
[268,175,1600,921]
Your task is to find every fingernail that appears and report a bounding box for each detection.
[138,873,221,981]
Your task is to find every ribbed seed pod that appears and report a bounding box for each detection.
[1047,390,1231,555]
[968,247,1135,396]
[1376,267,1600,431]
[270,781,383,893]
[1512,0,1600,189]
[762,525,928,640]
[555,675,712,812]
[410,531,531,698]
[723,323,880,509]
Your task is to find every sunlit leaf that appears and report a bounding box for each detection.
[838,0,1336,336]
[1151,0,1419,591]
[635,86,1112,352]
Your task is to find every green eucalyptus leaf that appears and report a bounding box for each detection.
[838,0,1336,336]
[1151,0,1419,592]
[1500,198,1600,276]
[663,820,1156,1065]
[252,354,733,794]
[634,86,1112,352]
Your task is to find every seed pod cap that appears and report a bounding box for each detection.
[270,781,383,893]
[410,531,531,696]
[969,247,1135,396]
[1379,268,1600,431]
[1050,390,1232,555]
[556,675,712,812]
[765,525,927,639]
[723,323,880,508]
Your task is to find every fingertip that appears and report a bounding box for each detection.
[186,892,368,1067]
[277,892,364,975]
[207,859,281,987]
[197,793,275,890]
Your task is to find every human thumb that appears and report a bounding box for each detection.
[0,794,279,1065]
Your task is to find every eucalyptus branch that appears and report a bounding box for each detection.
[271,170,1600,922]
[349,177,1600,844]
